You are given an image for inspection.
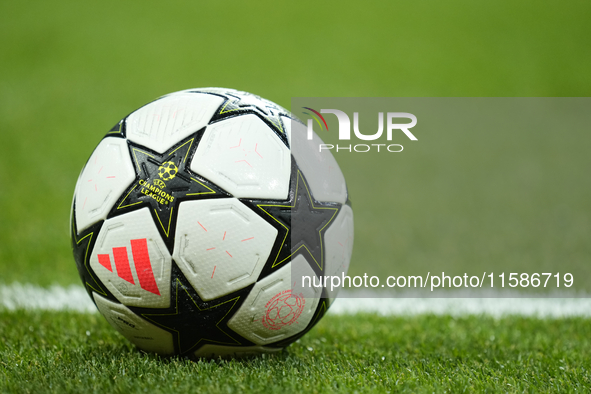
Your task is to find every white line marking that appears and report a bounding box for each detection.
[330,292,591,318]
[0,283,96,313]
[2,283,591,318]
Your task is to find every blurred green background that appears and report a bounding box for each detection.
[293,98,591,288]
[1,0,590,287]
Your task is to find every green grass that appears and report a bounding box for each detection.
[2,0,591,392]
[2,311,590,393]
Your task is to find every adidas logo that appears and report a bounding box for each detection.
[97,238,161,296]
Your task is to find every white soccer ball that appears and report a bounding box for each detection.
[71,88,353,358]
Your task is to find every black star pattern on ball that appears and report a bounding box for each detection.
[205,90,292,148]
[131,264,252,356]
[241,158,341,278]
[71,215,110,299]
[104,119,125,139]
[110,130,229,251]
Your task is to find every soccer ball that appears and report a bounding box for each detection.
[157,161,178,181]
[70,88,354,358]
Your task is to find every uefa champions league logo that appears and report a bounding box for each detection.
[303,107,418,152]
[157,161,178,181]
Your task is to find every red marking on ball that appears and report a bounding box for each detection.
[235,159,252,168]
[97,254,112,272]
[262,290,305,331]
[230,138,242,149]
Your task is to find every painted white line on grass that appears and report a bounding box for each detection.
[0,283,96,313]
[1,283,591,317]
[330,292,591,318]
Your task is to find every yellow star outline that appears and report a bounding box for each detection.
[218,99,236,115]
[264,114,285,134]
[130,136,196,176]
[218,99,285,134]
[117,184,141,210]
[310,300,328,327]
[131,147,155,171]
[141,278,242,353]
[105,121,122,135]
[257,170,339,271]
[153,207,174,237]
[118,138,215,235]
[186,177,216,196]
[116,147,157,210]
[71,218,106,297]
[167,137,195,165]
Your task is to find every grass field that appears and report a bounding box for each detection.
[2,311,591,393]
[2,0,591,392]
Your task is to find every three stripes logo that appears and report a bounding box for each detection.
[96,238,161,296]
